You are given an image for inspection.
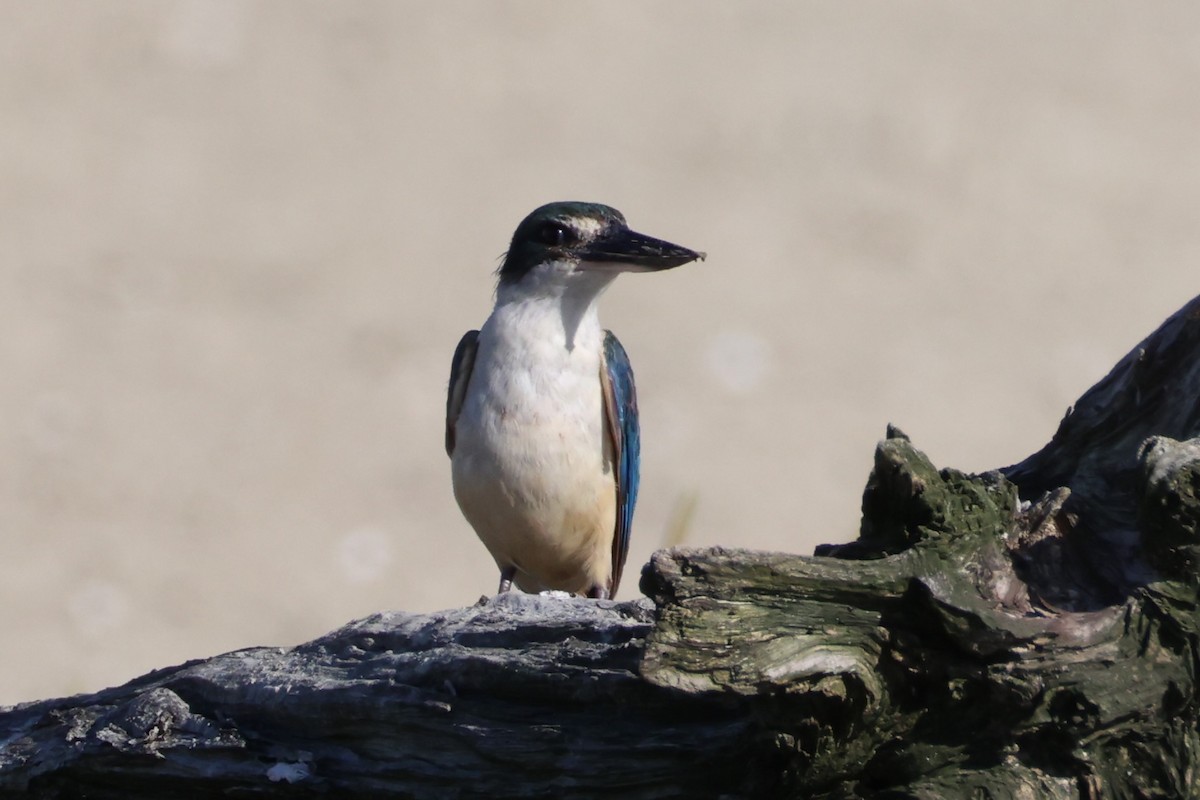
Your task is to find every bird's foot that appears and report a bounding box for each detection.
[586,584,610,600]
[497,566,517,594]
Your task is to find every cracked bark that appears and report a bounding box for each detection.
[6,295,1200,798]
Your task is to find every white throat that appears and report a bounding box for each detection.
[494,261,617,351]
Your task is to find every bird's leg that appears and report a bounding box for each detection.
[586,583,610,600]
[497,566,517,594]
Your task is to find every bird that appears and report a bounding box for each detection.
[445,201,703,599]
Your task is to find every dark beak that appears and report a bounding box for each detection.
[580,227,705,272]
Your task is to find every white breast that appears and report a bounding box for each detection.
[451,287,617,594]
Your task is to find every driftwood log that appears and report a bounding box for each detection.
[6,295,1200,799]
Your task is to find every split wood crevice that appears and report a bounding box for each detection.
[6,296,1200,798]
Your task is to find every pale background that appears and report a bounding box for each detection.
[3,2,1200,705]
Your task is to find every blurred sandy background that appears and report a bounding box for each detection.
[3,2,1200,705]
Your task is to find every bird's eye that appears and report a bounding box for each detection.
[537,223,574,247]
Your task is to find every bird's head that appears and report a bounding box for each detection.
[497,202,704,294]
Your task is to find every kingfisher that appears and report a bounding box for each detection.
[445,202,703,599]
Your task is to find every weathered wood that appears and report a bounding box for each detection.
[1004,293,1200,599]
[6,294,1200,798]
[0,594,766,798]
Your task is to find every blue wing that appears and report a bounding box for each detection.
[445,330,479,457]
[600,330,640,598]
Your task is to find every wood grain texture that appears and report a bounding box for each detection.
[7,294,1200,798]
